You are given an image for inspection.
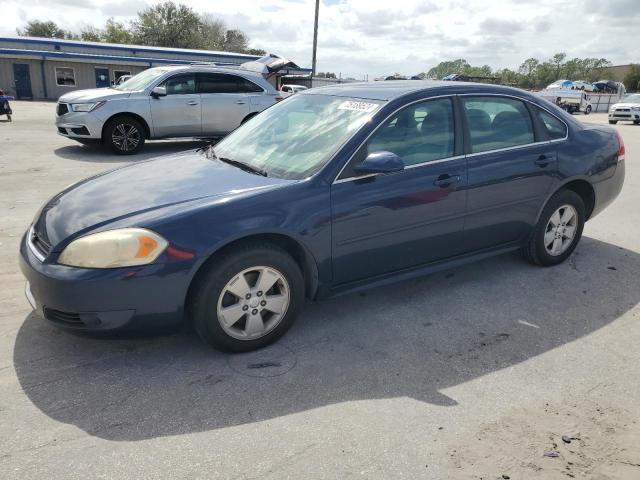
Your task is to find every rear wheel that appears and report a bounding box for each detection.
[104,116,145,155]
[522,190,585,267]
[189,243,305,352]
[584,105,592,115]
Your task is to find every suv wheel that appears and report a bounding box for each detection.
[190,243,304,352]
[522,189,585,267]
[104,116,145,155]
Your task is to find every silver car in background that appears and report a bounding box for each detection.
[55,64,282,154]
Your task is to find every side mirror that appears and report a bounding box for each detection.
[355,151,405,175]
[151,86,167,98]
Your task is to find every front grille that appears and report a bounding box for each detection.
[616,108,630,112]
[30,228,51,258]
[44,308,84,326]
[57,103,68,116]
[613,113,631,118]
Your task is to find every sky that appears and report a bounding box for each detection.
[1,0,638,78]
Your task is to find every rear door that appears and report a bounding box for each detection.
[149,73,201,137]
[197,73,254,136]
[331,97,468,284]
[461,95,559,251]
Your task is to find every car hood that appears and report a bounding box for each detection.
[612,102,640,109]
[58,88,130,103]
[34,151,292,248]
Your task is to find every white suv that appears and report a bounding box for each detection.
[609,94,640,125]
[55,64,282,154]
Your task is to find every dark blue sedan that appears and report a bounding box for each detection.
[20,81,625,352]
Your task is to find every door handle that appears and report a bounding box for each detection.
[187,101,199,106]
[235,100,246,104]
[535,154,555,167]
[434,174,461,188]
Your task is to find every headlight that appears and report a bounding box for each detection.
[69,101,106,112]
[632,106,640,111]
[58,228,168,268]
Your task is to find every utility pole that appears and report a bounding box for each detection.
[311,0,319,78]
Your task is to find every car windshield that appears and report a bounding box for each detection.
[623,94,640,103]
[211,94,384,180]
[113,68,169,91]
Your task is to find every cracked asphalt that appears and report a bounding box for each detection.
[1,102,639,479]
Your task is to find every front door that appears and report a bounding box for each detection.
[461,96,558,251]
[331,97,467,285]
[149,73,201,138]
[13,64,33,99]
[197,73,254,136]
[95,68,110,88]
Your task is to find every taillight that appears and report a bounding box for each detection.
[617,131,625,162]
[275,96,284,102]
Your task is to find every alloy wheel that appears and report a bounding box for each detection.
[112,123,140,152]
[216,266,290,340]
[544,204,578,256]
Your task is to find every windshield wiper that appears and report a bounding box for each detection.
[198,147,267,177]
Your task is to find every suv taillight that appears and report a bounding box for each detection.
[617,131,625,162]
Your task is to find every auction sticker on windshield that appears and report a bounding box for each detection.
[337,101,379,113]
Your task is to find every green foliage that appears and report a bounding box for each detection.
[423,53,613,89]
[16,2,263,55]
[623,64,640,92]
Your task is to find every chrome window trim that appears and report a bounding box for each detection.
[332,92,570,185]
[332,95,455,184]
[27,227,46,262]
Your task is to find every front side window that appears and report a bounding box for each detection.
[366,98,455,166]
[211,94,384,180]
[163,74,196,95]
[537,109,567,140]
[463,97,534,153]
[55,67,75,87]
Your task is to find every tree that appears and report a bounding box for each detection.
[103,18,133,44]
[199,14,227,50]
[551,52,567,79]
[223,29,249,52]
[18,20,66,39]
[132,1,204,49]
[426,59,471,79]
[80,26,102,42]
[623,64,640,92]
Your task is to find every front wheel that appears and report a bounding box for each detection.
[190,243,305,352]
[104,116,145,155]
[522,190,585,267]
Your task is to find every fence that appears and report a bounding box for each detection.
[585,93,624,113]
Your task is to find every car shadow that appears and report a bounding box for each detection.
[13,237,640,441]
[54,139,212,163]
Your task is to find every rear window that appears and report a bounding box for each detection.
[463,97,534,153]
[197,73,263,94]
[537,109,567,140]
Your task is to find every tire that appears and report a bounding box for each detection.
[104,116,145,155]
[189,242,305,352]
[609,120,617,124]
[522,189,585,267]
[584,105,591,115]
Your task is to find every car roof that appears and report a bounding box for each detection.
[158,64,265,78]
[305,80,534,101]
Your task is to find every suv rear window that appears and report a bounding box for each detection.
[197,73,263,94]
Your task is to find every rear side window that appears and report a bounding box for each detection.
[163,74,195,95]
[537,109,567,140]
[463,97,534,153]
[366,98,455,166]
[197,73,263,94]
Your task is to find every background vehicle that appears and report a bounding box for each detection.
[608,93,640,124]
[538,88,592,114]
[23,82,624,352]
[114,74,132,86]
[281,84,308,95]
[0,89,13,121]
[55,62,283,154]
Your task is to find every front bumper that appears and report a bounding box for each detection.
[608,109,640,122]
[19,231,191,332]
[55,106,104,139]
